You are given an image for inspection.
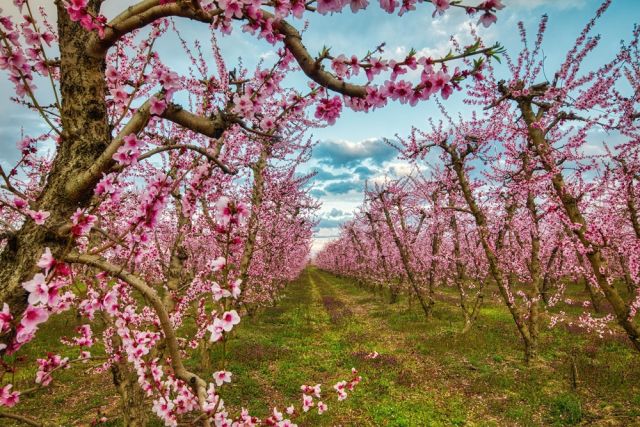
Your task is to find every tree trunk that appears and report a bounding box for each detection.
[379,196,432,317]
[0,1,110,343]
[519,99,640,351]
[445,144,534,361]
[111,362,149,427]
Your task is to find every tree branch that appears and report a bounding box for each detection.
[64,252,211,423]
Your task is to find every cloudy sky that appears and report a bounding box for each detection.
[1,0,639,254]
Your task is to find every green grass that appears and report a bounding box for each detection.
[3,268,640,426]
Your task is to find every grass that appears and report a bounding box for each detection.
[3,268,640,426]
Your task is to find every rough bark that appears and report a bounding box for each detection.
[111,361,149,427]
[0,2,110,339]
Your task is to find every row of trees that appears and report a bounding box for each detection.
[317,2,640,362]
[0,0,506,425]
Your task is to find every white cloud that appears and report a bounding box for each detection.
[504,0,588,11]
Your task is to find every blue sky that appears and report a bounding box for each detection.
[1,0,639,253]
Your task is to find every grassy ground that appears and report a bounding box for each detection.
[4,268,640,426]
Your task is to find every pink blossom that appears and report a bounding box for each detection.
[37,247,55,273]
[23,273,49,306]
[478,11,497,27]
[28,209,50,225]
[211,256,226,272]
[302,394,314,412]
[213,370,232,386]
[480,0,505,10]
[220,310,240,332]
[70,208,97,237]
[19,305,49,334]
[316,0,343,14]
[0,303,12,333]
[230,279,242,299]
[260,116,276,130]
[207,318,225,342]
[0,384,20,407]
[13,197,27,209]
[432,0,450,16]
[149,96,167,115]
[314,96,342,125]
[349,0,369,12]
[211,282,231,300]
[379,0,397,13]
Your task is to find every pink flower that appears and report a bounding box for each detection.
[0,303,12,334]
[302,394,314,412]
[207,318,224,342]
[122,133,140,149]
[28,209,50,225]
[214,196,233,224]
[432,0,450,16]
[317,401,327,414]
[314,96,342,125]
[70,208,97,237]
[213,370,232,386]
[111,86,129,103]
[333,380,348,400]
[480,0,505,10]
[478,11,497,27]
[349,0,368,12]
[112,144,140,166]
[219,0,244,18]
[260,117,276,130]
[105,66,118,82]
[0,384,20,407]
[22,273,49,306]
[95,173,117,197]
[331,54,349,78]
[232,94,255,119]
[37,247,56,273]
[290,0,306,17]
[230,279,242,299]
[13,197,27,209]
[379,0,397,13]
[316,0,343,14]
[220,310,240,332]
[20,305,49,333]
[149,96,167,115]
[211,282,231,300]
[211,256,226,272]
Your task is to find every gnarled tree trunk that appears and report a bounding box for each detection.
[0,1,110,341]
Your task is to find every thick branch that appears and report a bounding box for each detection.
[88,2,221,57]
[63,252,211,421]
[65,101,152,200]
[0,411,44,427]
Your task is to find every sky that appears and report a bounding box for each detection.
[1,0,639,254]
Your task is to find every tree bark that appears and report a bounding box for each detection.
[0,1,110,340]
